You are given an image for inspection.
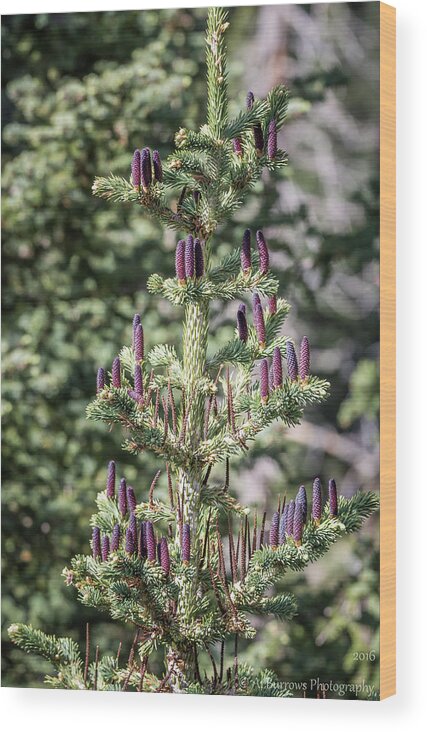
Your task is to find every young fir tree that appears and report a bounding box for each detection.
[9,8,379,695]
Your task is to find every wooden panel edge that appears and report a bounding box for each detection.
[379,0,396,701]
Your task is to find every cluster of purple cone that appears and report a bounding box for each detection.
[235,226,311,401]
[175,235,204,283]
[131,147,163,190]
[268,477,339,548]
[286,336,310,382]
[236,90,277,160]
[96,314,145,398]
[91,462,192,572]
[236,228,272,358]
[237,294,275,350]
[240,228,269,275]
[258,336,310,401]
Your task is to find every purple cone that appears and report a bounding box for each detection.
[329,479,338,517]
[131,149,141,188]
[160,537,171,576]
[111,523,121,552]
[96,367,105,393]
[129,512,137,540]
[256,230,269,274]
[279,507,288,545]
[127,486,137,513]
[237,304,248,343]
[182,523,191,562]
[132,314,141,347]
[134,364,143,395]
[299,336,310,381]
[268,295,277,314]
[296,485,307,524]
[286,501,295,536]
[152,150,163,183]
[134,323,144,362]
[194,238,204,278]
[233,138,243,156]
[106,460,116,499]
[267,119,277,159]
[92,526,101,559]
[260,358,269,401]
[118,478,127,517]
[146,521,156,562]
[272,346,283,389]
[101,535,110,561]
[112,357,121,388]
[193,190,201,205]
[128,389,144,405]
[139,522,147,558]
[176,239,186,282]
[312,477,322,523]
[125,527,135,555]
[185,235,195,278]
[252,290,261,316]
[140,147,152,190]
[293,502,304,544]
[246,91,255,110]
[253,124,264,155]
[241,229,251,273]
[252,291,261,309]
[286,342,298,381]
[269,511,280,548]
[254,304,266,347]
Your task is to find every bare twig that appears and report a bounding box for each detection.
[149,469,162,506]
[162,396,169,441]
[260,511,267,548]
[138,656,148,692]
[219,640,225,683]
[205,643,218,688]
[240,523,246,580]
[84,622,90,686]
[252,512,258,552]
[233,634,238,691]
[93,645,99,691]
[168,379,177,434]
[246,515,252,562]
[166,462,174,508]
[200,508,212,566]
[224,457,230,491]
[122,630,140,691]
[156,665,173,693]
[202,464,212,487]
[228,517,237,582]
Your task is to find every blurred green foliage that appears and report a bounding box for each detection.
[2,5,380,697]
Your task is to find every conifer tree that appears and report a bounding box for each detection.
[9,8,379,695]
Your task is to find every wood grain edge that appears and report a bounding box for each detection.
[379,1,396,701]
